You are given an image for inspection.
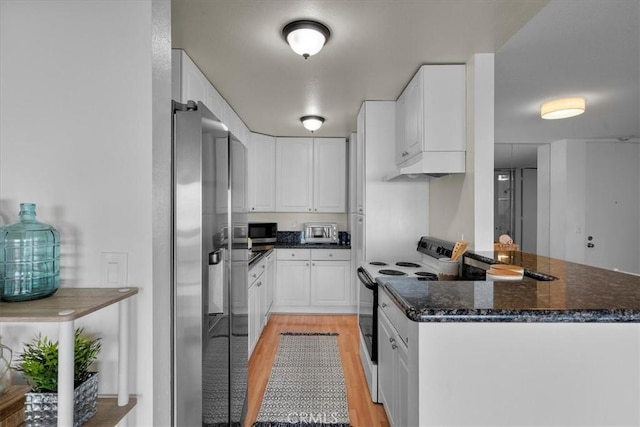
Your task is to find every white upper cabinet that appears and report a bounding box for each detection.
[348,132,357,214]
[205,83,226,123]
[248,133,276,212]
[355,107,366,214]
[313,138,347,213]
[172,49,207,107]
[276,138,314,212]
[173,49,249,146]
[275,137,346,213]
[395,64,466,170]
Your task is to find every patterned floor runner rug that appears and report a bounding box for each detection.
[253,332,351,427]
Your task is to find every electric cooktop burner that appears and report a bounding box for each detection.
[378,269,407,276]
[415,272,438,280]
[369,261,388,266]
[396,262,422,268]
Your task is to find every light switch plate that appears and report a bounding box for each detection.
[100,252,128,286]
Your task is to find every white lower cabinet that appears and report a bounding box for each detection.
[275,251,311,307]
[265,250,275,316]
[310,259,351,307]
[274,248,353,313]
[248,256,268,357]
[378,298,409,427]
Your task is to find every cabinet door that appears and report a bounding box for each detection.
[349,132,357,214]
[310,260,351,306]
[377,308,395,421]
[205,82,226,122]
[181,53,208,105]
[275,138,313,212]
[395,339,409,427]
[275,260,310,306]
[266,252,275,314]
[313,138,347,213]
[257,278,267,331]
[402,75,422,163]
[248,282,259,356]
[395,90,406,164]
[356,107,365,214]
[248,133,276,212]
[231,136,248,213]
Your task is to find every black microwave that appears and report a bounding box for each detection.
[248,222,277,244]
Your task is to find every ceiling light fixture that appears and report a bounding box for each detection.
[301,115,324,132]
[282,20,330,59]
[540,97,586,120]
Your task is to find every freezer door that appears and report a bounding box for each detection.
[173,101,231,427]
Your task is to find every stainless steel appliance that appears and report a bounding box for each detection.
[357,236,458,402]
[304,222,338,244]
[248,222,277,245]
[172,100,248,426]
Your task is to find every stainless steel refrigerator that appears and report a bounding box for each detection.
[172,100,248,426]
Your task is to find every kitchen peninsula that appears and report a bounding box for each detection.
[377,251,640,427]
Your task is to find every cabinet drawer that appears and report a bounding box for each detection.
[379,289,409,346]
[311,249,351,261]
[276,248,311,261]
[249,258,266,286]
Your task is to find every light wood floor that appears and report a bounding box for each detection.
[245,314,390,427]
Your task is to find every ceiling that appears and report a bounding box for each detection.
[172,0,639,148]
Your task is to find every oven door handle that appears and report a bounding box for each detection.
[357,267,377,291]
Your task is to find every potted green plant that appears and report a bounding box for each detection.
[15,328,101,427]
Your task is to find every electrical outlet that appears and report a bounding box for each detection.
[100,252,128,286]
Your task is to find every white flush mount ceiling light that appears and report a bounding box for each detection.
[540,97,586,120]
[282,20,331,59]
[301,115,324,132]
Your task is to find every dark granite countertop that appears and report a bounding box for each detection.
[274,243,351,249]
[378,251,640,323]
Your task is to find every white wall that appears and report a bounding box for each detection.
[0,1,169,425]
[429,54,494,250]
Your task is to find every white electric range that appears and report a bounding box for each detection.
[356,236,457,402]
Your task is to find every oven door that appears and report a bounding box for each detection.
[357,266,377,363]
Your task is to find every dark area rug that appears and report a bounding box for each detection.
[253,332,350,427]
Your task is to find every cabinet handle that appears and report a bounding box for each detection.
[306,263,309,266]
[391,344,398,350]
[312,263,316,266]
[358,217,363,222]
[251,207,255,211]
[308,208,312,211]
[329,253,333,257]
[252,273,257,279]
[257,281,262,287]
[381,302,387,308]
[389,337,395,343]
[291,254,295,257]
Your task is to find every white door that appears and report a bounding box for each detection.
[584,141,640,273]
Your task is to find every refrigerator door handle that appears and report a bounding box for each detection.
[209,249,222,265]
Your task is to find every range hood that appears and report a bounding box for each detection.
[384,151,466,181]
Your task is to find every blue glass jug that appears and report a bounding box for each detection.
[0,203,60,302]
